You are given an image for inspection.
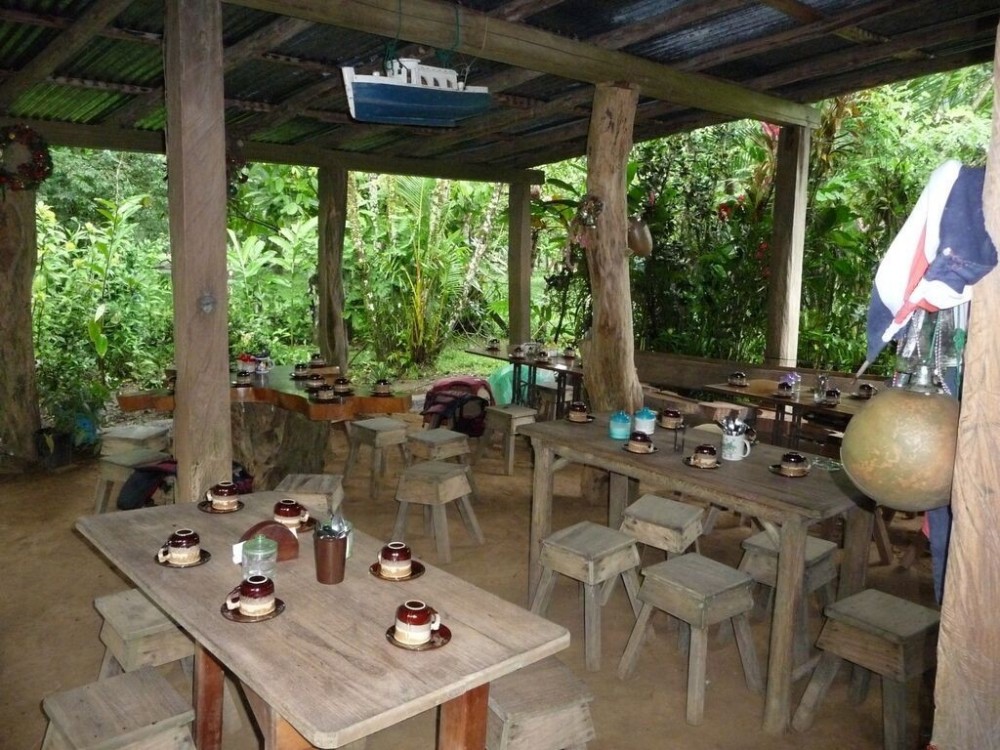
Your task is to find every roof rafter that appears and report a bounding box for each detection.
[229,0,821,127]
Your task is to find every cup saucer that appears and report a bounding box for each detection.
[771,391,793,399]
[682,457,719,470]
[769,464,810,478]
[369,560,426,582]
[220,598,285,623]
[623,444,658,455]
[275,517,316,533]
[155,549,211,568]
[198,499,244,514]
[658,421,685,430]
[385,624,451,651]
[565,415,595,424]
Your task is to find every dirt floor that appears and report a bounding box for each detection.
[0,410,937,750]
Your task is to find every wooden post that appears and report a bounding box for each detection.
[932,26,1000,746]
[164,0,232,501]
[765,125,809,368]
[508,181,532,344]
[582,82,642,412]
[318,165,349,374]
[0,190,41,463]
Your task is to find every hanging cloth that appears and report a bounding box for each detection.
[862,160,997,369]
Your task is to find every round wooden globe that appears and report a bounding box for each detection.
[840,387,959,511]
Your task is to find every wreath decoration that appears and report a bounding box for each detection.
[0,125,54,192]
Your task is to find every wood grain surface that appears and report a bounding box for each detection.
[76,492,568,748]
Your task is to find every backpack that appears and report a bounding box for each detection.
[420,377,495,437]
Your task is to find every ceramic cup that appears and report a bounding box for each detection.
[728,371,748,387]
[374,378,392,396]
[394,599,440,645]
[780,452,809,476]
[692,444,718,468]
[823,388,841,406]
[235,370,253,385]
[567,401,590,423]
[315,384,337,401]
[207,480,239,510]
[225,574,276,617]
[294,362,308,375]
[659,408,683,429]
[273,499,309,528]
[157,528,200,565]
[563,346,576,358]
[777,381,794,396]
[333,377,352,394]
[487,338,500,350]
[378,541,412,579]
[858,383,878,399]
[309,352,326,367]
[720,433,752,461]
[626,430,654,454]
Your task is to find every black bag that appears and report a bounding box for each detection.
[116,459,253,510]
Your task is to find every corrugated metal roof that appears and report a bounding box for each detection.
[0,0,994,173]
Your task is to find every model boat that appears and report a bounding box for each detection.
[342,58,490,127]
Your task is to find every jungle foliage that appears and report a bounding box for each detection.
[30,64,993,433]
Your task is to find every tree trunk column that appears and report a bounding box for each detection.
[583,82,642,412]
[932,27,1000,747]
[318,165,349,374]
[765,125,809,368]
[0,190,41,463]
[508,182,532,345]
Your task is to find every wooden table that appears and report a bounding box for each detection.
[117,367,414,488]
[466,348,583,417]
[117,365,412,422]
[702,382,872,448]
[76,493,568,749]
[519,416,873,736]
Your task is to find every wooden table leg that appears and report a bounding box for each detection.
[438,683,489,750]
[242,684,313,750]
[528,439,555,604]
[762,520,807,735]
[194,643,225,750]
[608,473,637,530]
[838,501,874,599]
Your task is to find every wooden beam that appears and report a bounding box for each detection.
[165,0,232,501]
[759,0,892,45]
[765,126,809,368]
[508,182,532,343]
[0,8,161,45]
[0,0,134,110]
[230,0,820,128]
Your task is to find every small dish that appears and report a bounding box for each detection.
[369,561,426,582]
[728,382,748,388]
[197,499,244,514]
[231,382,253,388]
[769,464,811,478]
[290,372,311,380]
[385,624,451,651]
[370,392,393,398]
[220,598,285,623]
[623,445,658,455]
[565,415,595,424]
[154,549,212,568]
[658,421,685,430]
[847,393,870,401]
[682,457,719,470]
[771,391,793,399]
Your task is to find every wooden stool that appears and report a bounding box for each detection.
[41,667,195,749]
[618,553,762,725]
[100,423,171,455]
[792,589,940,749]
[343,417,409,497]
[476,405,537,475]
[530,521,640,671]
[95,589,194,679]
[407,427,480,500]
[617,494,704,605]
[737,531,838,665]
[532,383,570,422]
[93,448,172,514]
[275,473,344,512]
[391,461,484,563]
[487,657,595,750]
